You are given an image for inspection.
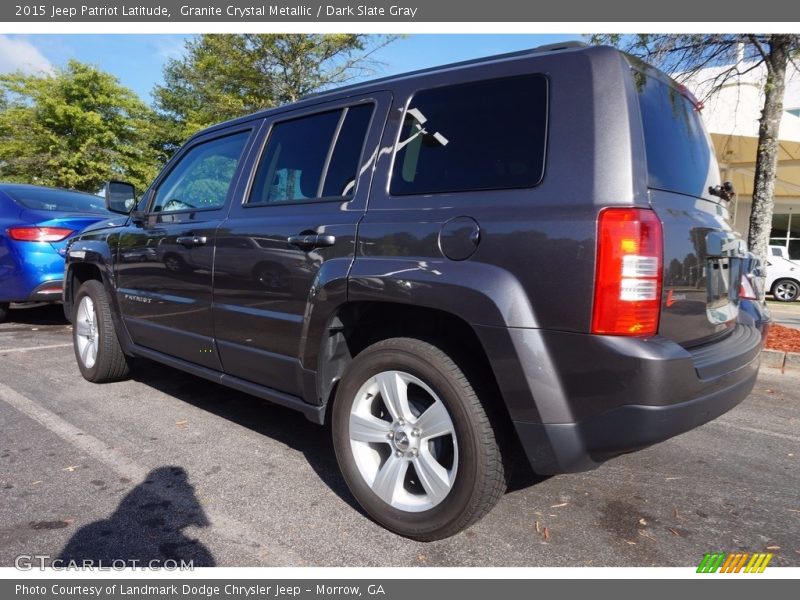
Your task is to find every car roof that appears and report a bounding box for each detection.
[0,182,100,198]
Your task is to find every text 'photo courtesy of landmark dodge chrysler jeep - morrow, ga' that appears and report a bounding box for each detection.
[64,42,769,540]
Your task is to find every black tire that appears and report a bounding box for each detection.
[332,337,508,540]
[772,278,800,302]
[72,280,131,382]
[0,302,9,322]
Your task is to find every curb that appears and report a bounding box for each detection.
[762,348,800,371]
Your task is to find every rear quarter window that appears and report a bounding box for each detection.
[390,74,548,196]
[5,187,109,213]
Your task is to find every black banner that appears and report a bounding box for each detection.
[4,579,798,600]
[2,0,793,22]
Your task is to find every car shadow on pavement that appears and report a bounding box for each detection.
[129,360,547,513]
[507,459,551,492]
[129,360,364,513]
[3,303,69,326]
[57,466,215,567]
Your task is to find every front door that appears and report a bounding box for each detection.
[212,93,390,395]
[115,126,258,369]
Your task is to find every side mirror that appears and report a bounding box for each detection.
[104,180,137,214]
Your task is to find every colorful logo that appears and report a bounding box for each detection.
[697,552,773,573]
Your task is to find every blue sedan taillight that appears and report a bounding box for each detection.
[6,226,73,242]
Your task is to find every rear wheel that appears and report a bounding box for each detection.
[332,337,507,540]
[0,302,8,322]
[772,278,800,302]
[73,280,130,382]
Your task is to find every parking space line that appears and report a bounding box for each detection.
[0,380,306,566]
[709,420,800,442]
[0,343,73,353]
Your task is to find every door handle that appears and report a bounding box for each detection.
[175,235,207,248]
[287,234,336,250]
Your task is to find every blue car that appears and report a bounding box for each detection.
[0,183,113,322]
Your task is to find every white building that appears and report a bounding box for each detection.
[686,59,800,257]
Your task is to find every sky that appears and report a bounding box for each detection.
[0,34,581,103]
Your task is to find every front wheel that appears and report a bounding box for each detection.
[332,338,507,540]
[72,280,131,382]
[772,278,800,302]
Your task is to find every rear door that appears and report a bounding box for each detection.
[212,93,390,395]
[630,63,746,346]
[115,125,259,369]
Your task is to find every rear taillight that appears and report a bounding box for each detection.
[7,227,73,242]
[739,274,758,300]
[592,208,663,336]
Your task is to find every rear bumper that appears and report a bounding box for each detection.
[0,276,64,303]
[476,317,765,475]
[514,362,757,473]
[0,241,65,303]
[28,279,64,301]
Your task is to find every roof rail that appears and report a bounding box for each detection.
[301,40,589,101]
[531,41,588,52]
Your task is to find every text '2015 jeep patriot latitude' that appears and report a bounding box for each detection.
[65,43,768,540]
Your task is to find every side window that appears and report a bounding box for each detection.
[152,131,250,213]
[321,104,373,197]
[248,103,374,204]
[390,74,548,196]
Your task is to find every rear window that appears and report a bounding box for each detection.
[248,103,374,205]
[633,71,718,199]
[390,74,548,196]
[4,187,109,213]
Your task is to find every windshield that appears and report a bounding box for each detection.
[4,186,110,213]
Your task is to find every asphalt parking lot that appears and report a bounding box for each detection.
[1,304,798,568]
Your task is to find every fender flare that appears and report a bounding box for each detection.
[64,237,133,354]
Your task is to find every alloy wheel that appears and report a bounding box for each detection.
[348,370,458,512]
[75,296,99,369]
[775,281,799,301]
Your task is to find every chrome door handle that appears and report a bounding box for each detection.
[287,234,336,249]
[175,235,207,248]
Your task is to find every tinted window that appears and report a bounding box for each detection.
[390,75,548,196]
[321,104,374,197]
[634,72,717,198]
[771,213,790,238]
[153,131,249,213]
[249,104,374,205]
[249,111,341,204]
[5,187,109,213]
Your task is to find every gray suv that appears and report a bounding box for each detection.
[64,43,768,540]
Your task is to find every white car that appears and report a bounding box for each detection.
[767,245,800,301]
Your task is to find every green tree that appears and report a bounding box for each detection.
[590,34,800,265]
[0,60,159,192]
[153,34,395,151]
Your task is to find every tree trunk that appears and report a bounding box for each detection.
[747,36,790,266]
